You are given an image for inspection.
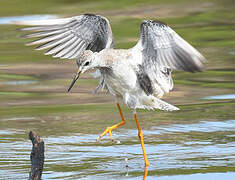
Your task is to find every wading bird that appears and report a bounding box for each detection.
[16,14,206,167]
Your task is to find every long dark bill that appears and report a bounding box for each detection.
[67,70,81,92]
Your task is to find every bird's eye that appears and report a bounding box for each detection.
[84,61,90,66]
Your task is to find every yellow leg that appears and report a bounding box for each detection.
[97,103,126,141]
[134,113,150,167]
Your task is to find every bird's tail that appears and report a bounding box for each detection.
[152,96,179,111]
[139,95,179,111]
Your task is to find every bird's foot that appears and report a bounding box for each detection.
[96,127,114,142]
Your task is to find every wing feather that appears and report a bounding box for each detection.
[45,36,78,56]
[53,39,81,58]
[133,20,206,72]
[132,20,206,97]
[15,14,114,60]
[67,42,86,59]
[22,29,67,38]
[35,34,74,50]
[26,31,71,46]
[61,41,84,59]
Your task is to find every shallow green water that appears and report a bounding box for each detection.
[0,0,235,179]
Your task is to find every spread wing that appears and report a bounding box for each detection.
[15,14,114,59]
[132,20,206,97]
[133,20,206,72]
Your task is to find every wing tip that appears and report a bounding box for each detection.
[193,54,207,72]
[142,19,167,27]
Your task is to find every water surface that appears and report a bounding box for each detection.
[0,116,234,179]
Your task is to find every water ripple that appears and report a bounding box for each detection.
[0,119,234,179]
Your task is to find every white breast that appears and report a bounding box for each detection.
[104,60,138,97]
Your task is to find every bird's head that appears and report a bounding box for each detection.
[77,50,96,73]
[67,50,95,92]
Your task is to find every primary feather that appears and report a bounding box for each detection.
[15,14,114,59]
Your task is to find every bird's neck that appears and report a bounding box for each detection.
[93,52,113,69]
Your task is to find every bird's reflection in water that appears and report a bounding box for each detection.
[143,167,148,180]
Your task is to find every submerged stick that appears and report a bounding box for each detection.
[29,131,45,180]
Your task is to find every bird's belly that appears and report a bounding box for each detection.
[104,69,138,98]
